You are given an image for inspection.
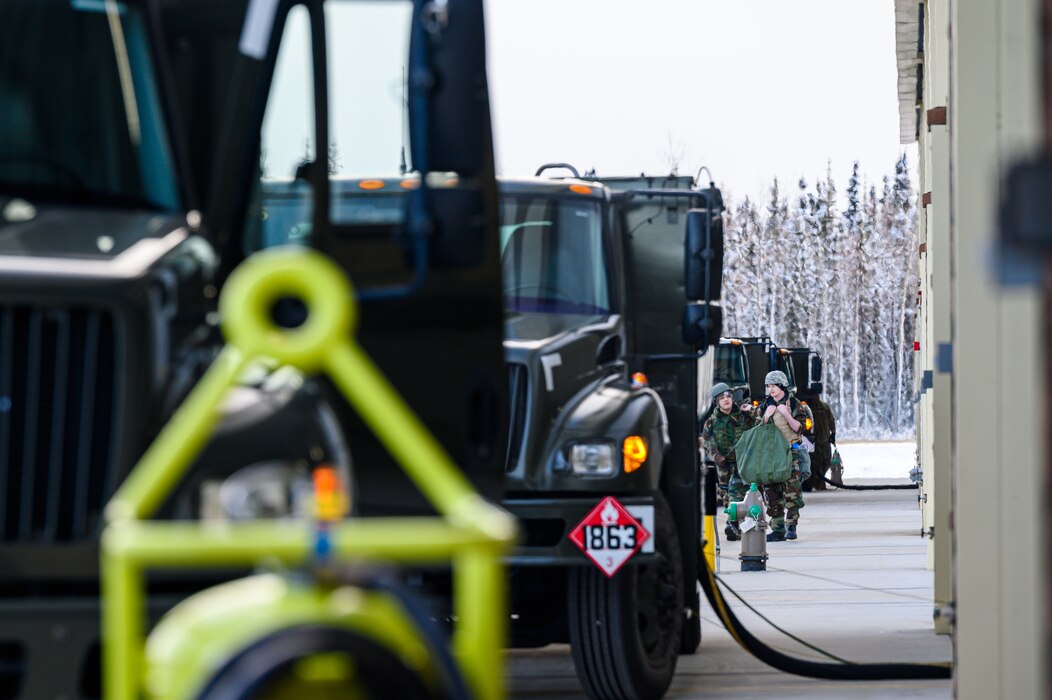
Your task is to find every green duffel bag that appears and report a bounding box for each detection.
[735,422,793,485]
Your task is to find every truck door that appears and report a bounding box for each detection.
[177,0,506,513]
[744,342,772,400]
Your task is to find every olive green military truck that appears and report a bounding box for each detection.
[495,170,723,698]
[0,0,503,696]
[258,168,725,699]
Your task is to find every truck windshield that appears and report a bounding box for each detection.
[501,196,609,331]
[776,354,795,389]
[0,0,179,210]
[714,344,747,386]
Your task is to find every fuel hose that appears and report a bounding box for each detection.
[363,577,473,700]
[698,554,952,680]
[819,474,919,490]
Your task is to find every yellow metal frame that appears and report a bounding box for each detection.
[101,247,517,700]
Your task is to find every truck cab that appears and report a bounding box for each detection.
[499,177,654,495]
[715,337,750,403]
[0,4,220,695]
[499,171,723,698]
[278,169,724,698]
[717,337,820,434]
[0,0,502,696]
[718,335,775,404]
[783,346,825,397]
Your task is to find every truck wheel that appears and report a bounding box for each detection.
[568,495,683,700]
[197,625,441,700]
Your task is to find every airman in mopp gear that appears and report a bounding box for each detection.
[701,383,750,541]
[802,393,835,491]
[754,371,809,541]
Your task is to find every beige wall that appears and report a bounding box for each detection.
[910,0,1046,693]
[928,121,952,634]
[916,0,953,636]
[948,0,1045,697]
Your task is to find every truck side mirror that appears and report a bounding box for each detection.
[684,206,724,302]
[682,303,723,349]
[809,354,823,394]
[408,0,492,178]
[405,0,495,269]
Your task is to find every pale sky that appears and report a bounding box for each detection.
[485,0,914,202]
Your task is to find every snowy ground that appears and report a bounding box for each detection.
[835,440,916,480]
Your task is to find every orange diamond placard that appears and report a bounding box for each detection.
[568,496,651,577]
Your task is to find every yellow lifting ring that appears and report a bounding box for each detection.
[219,247,357,370]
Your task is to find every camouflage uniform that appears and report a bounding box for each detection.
[752,396,809,535]
[701,406,750,508]
[803,396,835,491]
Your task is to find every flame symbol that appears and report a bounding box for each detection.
[600,500,620,525]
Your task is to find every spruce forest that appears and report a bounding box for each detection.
[720,155,918,439]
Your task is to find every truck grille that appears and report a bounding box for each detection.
[0,306,119,542]
[505,362,529,472]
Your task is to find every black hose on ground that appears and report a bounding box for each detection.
[360,577,473,700]
[819,473,918,490]
[697,554,951,680]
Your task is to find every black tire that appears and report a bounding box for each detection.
[568,494,683,700]
[197,625,440,700]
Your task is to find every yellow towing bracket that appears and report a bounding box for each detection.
[101,247,517,700]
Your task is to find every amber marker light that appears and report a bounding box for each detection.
[400,179,420,189]
[425,172,459,188]
[623,436,647,473]
[805,417,813,431]
[630,372,649,387]
[568,184,593,195]
[313,465,348,521]
[358,180,385,190]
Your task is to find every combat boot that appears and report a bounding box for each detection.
[766,530,786,542]
[786,523,798,540]
[724,520,741,541]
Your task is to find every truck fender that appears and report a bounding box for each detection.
[548,380,669,487]
[164,368,354,518]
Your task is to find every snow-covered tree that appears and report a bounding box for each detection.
[838,162,864,428]
[717,158,918,438]
[886,155,919,433]
[722,196,763,337]
[812,166,842,420]
[760,179,790,341]
[860,182,895,433]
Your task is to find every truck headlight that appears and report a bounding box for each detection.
[569,443,616,476]
[199,461,333,521]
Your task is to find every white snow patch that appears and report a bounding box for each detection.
[835,440,916,480]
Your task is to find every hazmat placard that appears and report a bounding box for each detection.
[568,496,651,577]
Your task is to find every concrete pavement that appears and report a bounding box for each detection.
[507,479,952,699]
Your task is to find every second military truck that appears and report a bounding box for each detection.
[499,169,723,699]
[258,168,724,699]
